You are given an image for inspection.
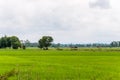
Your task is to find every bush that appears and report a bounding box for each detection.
[12,42,20,49]
[23,45,26,50]
[12,45,18,49]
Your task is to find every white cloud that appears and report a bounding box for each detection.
[0,0,119,43]
[89,0,111,9]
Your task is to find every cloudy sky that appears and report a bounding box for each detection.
[0,0,119,43]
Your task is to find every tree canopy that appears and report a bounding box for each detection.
[38,36,53,50]
[0,36,21,49]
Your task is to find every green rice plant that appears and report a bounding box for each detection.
[0,48,120,80]
[0,69,18,80]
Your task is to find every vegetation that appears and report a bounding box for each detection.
[38,36,53,50]
[0,69,18,80]
[10,36,21,49]
[0,35,54,50]
[1,35,120,80]
[0,48,120,80]
[0,36,21,49]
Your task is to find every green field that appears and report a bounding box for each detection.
[0,48,120,80]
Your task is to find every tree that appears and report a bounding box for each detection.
[38,36,53,50]
[10,36,21,49]
[38,39,43,49]
[24,40,30,47]
[110,41,118,47]
[22,45,26,50]
[6,37,12,48]
[0,36,7,48]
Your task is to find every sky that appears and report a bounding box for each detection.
[0,0,120,43]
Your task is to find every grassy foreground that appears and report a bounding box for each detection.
[0,49,120,80]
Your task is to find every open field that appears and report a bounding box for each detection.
[0,48,120,80]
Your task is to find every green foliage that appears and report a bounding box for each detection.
[0,36,21,49]
[10,36,21,49]
[0,36,7,48]
[22,45,26,50]
[24,40,30,47]
[6,37,12,48]
[38,36,53,50]
[12,42,19,49]
[110,41,119,47]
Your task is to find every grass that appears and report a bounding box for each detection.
[0,48,120,80]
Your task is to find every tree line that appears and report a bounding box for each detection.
[52,43,110,48]
[110,41,120,47]
[0,35,119,49]
[0,35,54,50]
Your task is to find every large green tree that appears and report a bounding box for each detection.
[6,37,12,48]
[0,36,7,48]
[10,36,21,49]
[38,36,53,50]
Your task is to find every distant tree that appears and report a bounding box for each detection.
[110,41,118,47]
[38,39,43,49]
[119,42,120,47]
[24,40,30,47]
[52,43,61,48]
[30,43,38,47]
[22,45,26,50]
[11,36,21,49]
[57,43,60,48]
[69,44,73,48]
[38,36,53,50]
[6,37,12,48]
[55,43,61,50]
[0,36,7,48]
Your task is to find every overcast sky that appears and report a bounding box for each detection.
[0,0,119,43]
